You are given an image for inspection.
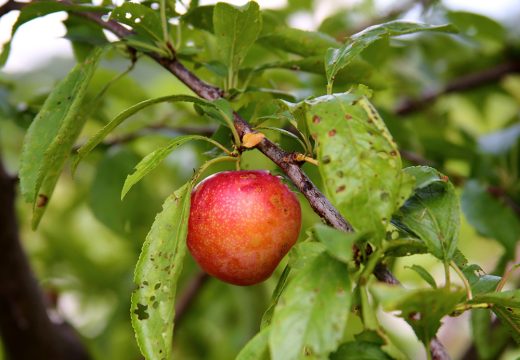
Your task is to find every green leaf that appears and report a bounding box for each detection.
[325,21,456,91]
[255,56,373,85]
[74,95,217,168]
[393,166,460,262]
[287,241,326,270]
[19,48,103,228]
[261,265,290,330]
[295,89,413,241]
[213,1,262,87]
[110,2,164,43]
[313,223,358,263]
[121,135,227,199]
[447,11,505,45]
[330,341,392,360]
[384,237,428,257]
[88,148,157,239]
[490,305,520,344]
[405,165,449,190]
[269,252,351,360]
[131,183,192,360]
[0,2,106,66]
[406,264,437,288]
[182,5,214,32]
[463,264,501,295]
[461,180,520,257]
[471,275,501,295]
[372,284,464,346]
[470,290,520,344]
[471,290,520,308]
[471,309,511,359]
[359,285,378,331]
[236,326,270,360]
[258,28,340,57]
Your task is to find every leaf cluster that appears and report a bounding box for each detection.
[1,0,520,359]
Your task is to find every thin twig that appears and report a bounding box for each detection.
[396,60,520,115]
[0,0,24,17]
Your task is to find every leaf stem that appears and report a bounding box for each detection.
[124,39,171,57]
[256,126,308,154]
[326,82,333,95]
[426,345,433,360]
[218,110,242,147]
[450,260,472,300]
[359,248,383,285]
[453,302,491,313]
[443,261,451,290]
[294,153,319,166]
[159,0,168,43]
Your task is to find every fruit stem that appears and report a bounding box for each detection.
[190,156,239,185]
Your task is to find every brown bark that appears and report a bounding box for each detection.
[0,155,90,359]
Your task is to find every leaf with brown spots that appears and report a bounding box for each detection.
[372,284,463,347]
[288,89,413,242]
[269,252,351,360]
[131,183,192,360]
[393,166,459,261]
[19,47,103,229]
[469,290,520,344]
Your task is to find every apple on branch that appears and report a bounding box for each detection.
[187,170,302,286]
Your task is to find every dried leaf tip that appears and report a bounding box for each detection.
[242,132,265,148]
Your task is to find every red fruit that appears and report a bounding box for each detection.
[187,170,302,286]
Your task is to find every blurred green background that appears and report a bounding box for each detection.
[1,0,520,359]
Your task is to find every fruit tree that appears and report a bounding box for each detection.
[0,0,520,359]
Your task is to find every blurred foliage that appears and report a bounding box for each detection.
[1,0,520,359]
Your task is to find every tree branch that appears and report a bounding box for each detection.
[0,0,24,18]
[430,337,451,360]
[66,5,449,358]
[69,2,353,233]
[396,60,520,115]
[0,154,90,359]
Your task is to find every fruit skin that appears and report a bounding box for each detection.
[187,170,301,286]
